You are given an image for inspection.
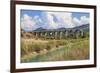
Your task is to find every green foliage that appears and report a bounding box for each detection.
[32,43,47,53]
[45,44,52,50]
[21,37,89,62]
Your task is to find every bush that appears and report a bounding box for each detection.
[31,43,47,53]
[21,42,29,56]
[45,44,52,50]
[21,39,68,57]
[34,46,41,53]
[56,40,67,46]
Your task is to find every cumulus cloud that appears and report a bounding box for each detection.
[21,12,90,31]
[80,16,89,24]
[21,14,36,31]
[34,15,43,26]
[72,16,89,27]
[42,12,74,29]
[73,17,81,27]
[34,15,42,23]
[51,12,74,28]
[45,12,59,29]
[21,14,44,31]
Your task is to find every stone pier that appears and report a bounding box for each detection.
[32,29,84,39]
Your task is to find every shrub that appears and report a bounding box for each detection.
[21,42,29,56]
[45,44,52,50]
[56,40,67,46]
[34,46,41,53]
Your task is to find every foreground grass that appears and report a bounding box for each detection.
[21,38,89,62]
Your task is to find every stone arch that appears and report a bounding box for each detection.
[80,29,85,38]
[68,29,74,38]
[74,29,81,39]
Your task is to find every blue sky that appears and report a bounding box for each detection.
[21,10,89,20]
[20,9,90,31]
[72,12,89,19]
[21,10,42,18]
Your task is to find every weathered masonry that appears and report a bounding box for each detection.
[31,29,85,39]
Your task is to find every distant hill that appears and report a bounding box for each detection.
[57,27,67,31]
[73,24,89,32]
[32,24,89,32]
[33,27,68,32]
[34,27,46,32]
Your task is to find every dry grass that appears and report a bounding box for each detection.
[21,38,89,62]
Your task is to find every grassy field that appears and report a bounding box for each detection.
[21,37,89,63]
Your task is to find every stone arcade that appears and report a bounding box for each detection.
[31,29,85,39]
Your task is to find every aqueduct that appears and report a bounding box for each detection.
[30,29,85,39]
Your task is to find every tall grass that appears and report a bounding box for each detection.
[21,39,68,56]
[21,38,89,62]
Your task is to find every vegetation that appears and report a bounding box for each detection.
[21,36,89,62]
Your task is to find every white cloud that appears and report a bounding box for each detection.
[45,12,59,29]
[73,17,81,27]
[42,12,74,29]
[21,13,90,31]
[52,12,74,28]
[21,14,36,31]
[21,14,44,31]
[72,16,89,27]
[33,15,43,26]
[80,16,89,24]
